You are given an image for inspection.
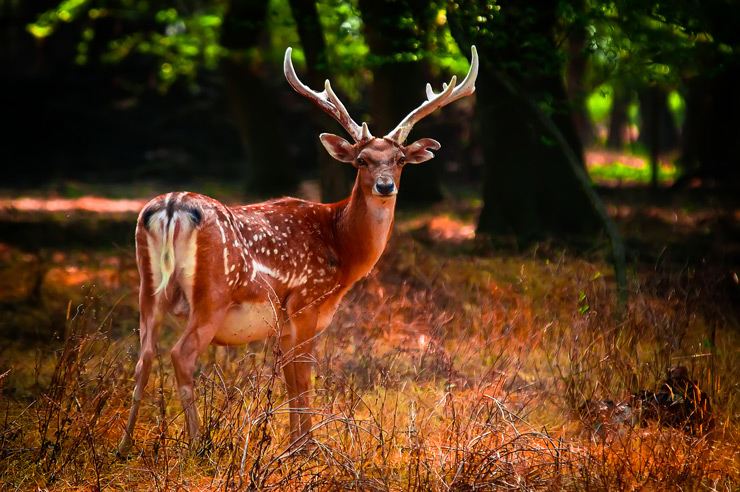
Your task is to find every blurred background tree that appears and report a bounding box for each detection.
[3,0,739,246]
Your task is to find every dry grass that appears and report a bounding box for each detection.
[0,203,739,491]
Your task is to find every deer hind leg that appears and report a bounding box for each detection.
[280,308,319,448]
[170,307,227,451]
[118,293,166,456]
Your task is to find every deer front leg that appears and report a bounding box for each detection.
[280,309,319,449]
[170,307,226,451]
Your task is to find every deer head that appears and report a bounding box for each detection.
[284,46,479,198]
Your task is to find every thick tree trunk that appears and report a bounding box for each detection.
[450,0,602,244]
[677,1,740,187]
[679,61,740,186]
[476,71,601,243]
[220,0,298,194]
[287,0,350,203]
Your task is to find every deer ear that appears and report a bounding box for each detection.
[403,138,441,164]
[320,133,357,163]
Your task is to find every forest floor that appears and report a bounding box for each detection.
[0,170,739,490]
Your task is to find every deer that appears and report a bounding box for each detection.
[117,45,478,456]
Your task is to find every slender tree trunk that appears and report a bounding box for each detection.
[475,70,601,242]
[643,86,662,189]
[287,0,350,202]
[637,85,678,173]
[565,4,595,148]
[606,85,630,150]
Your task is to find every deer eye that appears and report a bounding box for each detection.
[398,155,406,166]
[356,157,367,166]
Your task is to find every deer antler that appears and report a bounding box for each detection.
[284,47,372,143]
[385,45,479,144]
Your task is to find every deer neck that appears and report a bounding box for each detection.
[332,179,396,285]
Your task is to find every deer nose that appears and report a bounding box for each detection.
[374,176,397,196]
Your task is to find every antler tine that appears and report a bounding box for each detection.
[284,47,369,143]
[386,45,479,144]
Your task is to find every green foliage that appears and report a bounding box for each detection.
[28,0,230,91]
[585,0,731,92]
[27,0,92,39]
[667,90,686,128]
[110,6,227,89]
[26,0,470,98]
[315,0,369,99]
[586,84,613,123]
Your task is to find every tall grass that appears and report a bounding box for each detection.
[0,222,738,490]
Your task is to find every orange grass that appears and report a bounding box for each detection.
[0,205,738,491]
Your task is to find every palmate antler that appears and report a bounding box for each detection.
[385,46,479,144]
[284,47,373,144]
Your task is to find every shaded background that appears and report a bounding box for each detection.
[4,0,739,243]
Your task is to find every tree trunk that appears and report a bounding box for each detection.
[606,85,630,150]
[450,0,602,244]
[638,85,663,189]
[357,0,444,205]
[637,85,678,154]
[677,1,740,187]
[565,5,595,148]
[220,0,298,194]
[475,70,601,243]
[287,0,350,203]
[679,62,740,186]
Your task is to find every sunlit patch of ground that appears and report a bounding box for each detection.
[398,214,476,243]
[585,148,678,186]
[2,196,146,214]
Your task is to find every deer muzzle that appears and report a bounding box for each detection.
[373,175,397,196]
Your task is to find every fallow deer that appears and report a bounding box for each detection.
[118,45,478,456]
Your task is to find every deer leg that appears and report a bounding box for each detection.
[118,298,164,456]
[280,309,318,448]
[170,308,226,450]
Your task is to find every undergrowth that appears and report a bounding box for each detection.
[0,210,738,491]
